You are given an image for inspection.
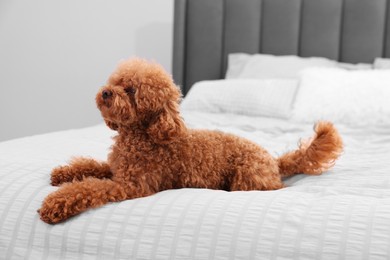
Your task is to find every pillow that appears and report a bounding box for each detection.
[373,57,390,69]
[292,68,390,125]
[181,79,298,119]
[225,53,372,79]
[338,62,372,70]
[225,53,338,79]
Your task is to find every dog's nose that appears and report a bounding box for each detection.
[102,90,112,99]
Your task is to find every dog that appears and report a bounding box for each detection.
[38,58,343,224]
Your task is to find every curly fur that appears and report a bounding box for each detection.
[38,58,343,224]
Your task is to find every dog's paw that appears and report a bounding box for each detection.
[38,196,68,224]
[50,166,74,186]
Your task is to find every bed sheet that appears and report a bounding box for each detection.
[1,111,390,259]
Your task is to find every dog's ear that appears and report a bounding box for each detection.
[104,119,119,131]
[147,100,186,144]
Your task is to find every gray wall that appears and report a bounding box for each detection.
[0,0,174,142]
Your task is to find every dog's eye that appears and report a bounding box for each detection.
[125,87,136,95]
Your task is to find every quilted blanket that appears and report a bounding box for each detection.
[1,111,390,259]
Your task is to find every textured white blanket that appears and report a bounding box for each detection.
[1,112,390,259]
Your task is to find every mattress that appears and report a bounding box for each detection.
[1,111,390,259]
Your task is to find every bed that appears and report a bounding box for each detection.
[2,0,390,259]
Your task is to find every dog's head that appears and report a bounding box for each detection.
[96,58,185,144]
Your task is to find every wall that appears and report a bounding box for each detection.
[0,0,174,142]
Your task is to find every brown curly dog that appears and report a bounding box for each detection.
[38,58,343,224]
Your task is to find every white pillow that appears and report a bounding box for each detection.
[374,58,390,69]
[225,53,372,79]
[292,68,390,125]
[181,79,298,119]
[338,62,372,70]
[225,53,338,79]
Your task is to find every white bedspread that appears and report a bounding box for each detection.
[1,112,390,259]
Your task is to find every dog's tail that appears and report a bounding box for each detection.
[277,121,343,178]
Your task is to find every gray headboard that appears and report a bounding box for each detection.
[172,0,390,95]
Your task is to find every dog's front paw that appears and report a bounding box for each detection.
[50,166,74,186]
[38,196,70,224]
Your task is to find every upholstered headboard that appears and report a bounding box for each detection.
[172,0,390,95]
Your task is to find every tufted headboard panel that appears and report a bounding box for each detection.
[172,0,390,94]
